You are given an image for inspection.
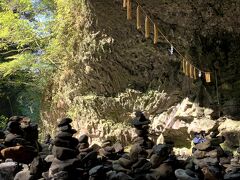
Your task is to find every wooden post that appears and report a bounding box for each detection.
[145,16,150,38]
[123,0,127,8]
[137,5,141,29]
[182,59,186,74]
[127,0,132,20]
[205,72,211,82]
[185,61,189,76]
[190,64,193,78]
[154,22,158,44]
[193,67,197,79]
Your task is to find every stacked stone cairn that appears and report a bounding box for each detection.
[0,116,39,179]
[175,131,226,180]
[43,118,81,180]
[108,111,155,179]
[78,134,92,159]
[108,111,179,180]
[99,140,116,160]
[132,111,154,153]
[223,147,240,180]
[4,114,240,180]
[99,140,124,161]
[193,132,225,179]
[147,143,178,180]
[79,136,100,179]
[80,151,99,179]
[110,143,151,179]
[110,142,179,179]
[1,116,37,164]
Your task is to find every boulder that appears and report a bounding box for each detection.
[188,118,216,134]
[48,158,80,177]
[78,134,89,143]
[218,119,240,148]
[194,140,211,151]
[224,172,240,180]
[151,163,174,179]
[1,146,37,164]
[193,157,218,168]
[0,162,18,180]
[14,169,32,180]
[117,157,132,168]
[193,150,206,159]
[52,146,78,160]
[175,169,199,180]
[150,154,166,168]
[112,162,131,173]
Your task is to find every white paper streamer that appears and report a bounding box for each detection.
[198,71,202,77]
[170,44,174,55]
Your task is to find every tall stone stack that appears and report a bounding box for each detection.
[44,118,81,180]
[77,134,92,159]
[132,111,154,151]
[192,133,226,179]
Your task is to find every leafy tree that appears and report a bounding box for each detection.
[0,0,55,120]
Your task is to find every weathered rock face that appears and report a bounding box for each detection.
[218,119,240,148]
[152,98,208,147]
[41,0,240,147]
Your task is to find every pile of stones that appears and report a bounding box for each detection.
[111,143,151,179]
[99,140,117,160]
[111,143,178,180]
[4,113,240,180]
[175,132,226,180]
[43,118,81,179]
[224,147,240,180]
[192,133,225,179]
[1,116,37,164]
[78,134,92,159]
[148,143,177,179]
[132,111,154,152]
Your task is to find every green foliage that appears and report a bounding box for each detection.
[0,13,35,46]
[0,0,33,13]
[0,0,36,49]
[0,0,56,120]
[0,0,56,81]
[0,0,92,121]
[0,115,8,130]
[44,0,92,64]
[0,53,34,76]
[16,87,42,122]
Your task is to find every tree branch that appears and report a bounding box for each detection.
[0,47,32,55]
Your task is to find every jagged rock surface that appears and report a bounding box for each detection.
[41,0,240,148]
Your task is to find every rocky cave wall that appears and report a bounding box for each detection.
[41,0,240,149]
